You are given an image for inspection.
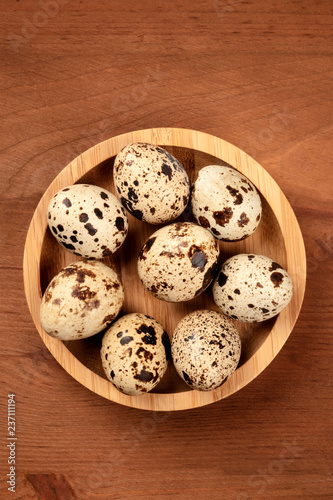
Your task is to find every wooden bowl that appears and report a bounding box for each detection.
[23,128,306,411]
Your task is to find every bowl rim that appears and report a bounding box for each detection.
[23,127,307,411]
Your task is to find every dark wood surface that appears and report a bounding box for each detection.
[1,0,332,498]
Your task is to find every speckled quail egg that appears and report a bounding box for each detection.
[213,254,293,322]
[171,309,241,391]
[191,165,262,241]
[113,142,190,224]
[137,222,220,302]
[40,260,124,340]
[47,184,128,258]
[101,313,171,395]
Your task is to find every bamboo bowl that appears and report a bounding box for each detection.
[23,128,306,411]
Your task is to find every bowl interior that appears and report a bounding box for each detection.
[40,146,286,395]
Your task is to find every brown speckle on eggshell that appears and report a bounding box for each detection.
[191,165,262,241]
[212,254,293,322]
[101,313,170,395]
[113,142,190,224]
[137,222,220,302]
[40,260,124,340]
[171,310,241,391]
[47,184,128,259]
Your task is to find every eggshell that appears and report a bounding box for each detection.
[47,184,128,259]
[191,165,262,241]
[171,310,241,391]
[213,254,293,322]
[137,222,220,302]
[101,313,171,395]
[40,260,124,340]
[113,142,190,224]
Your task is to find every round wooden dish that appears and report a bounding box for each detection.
[23,128,306,411]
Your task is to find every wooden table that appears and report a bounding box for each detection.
[1,1,332,498]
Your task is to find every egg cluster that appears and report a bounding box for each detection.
[41,142,293,395]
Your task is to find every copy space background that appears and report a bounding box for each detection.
[0,1,332,499]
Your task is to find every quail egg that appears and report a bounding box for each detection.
[113,142,190,224]
[171,310,241,391]
[212,254,293,322]
[47,184,128,258]
[191,165,262,241]
[137,222,220,302]
[40,260,124,340]
[101,313,171,395]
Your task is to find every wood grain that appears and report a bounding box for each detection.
[0,0,332,498]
